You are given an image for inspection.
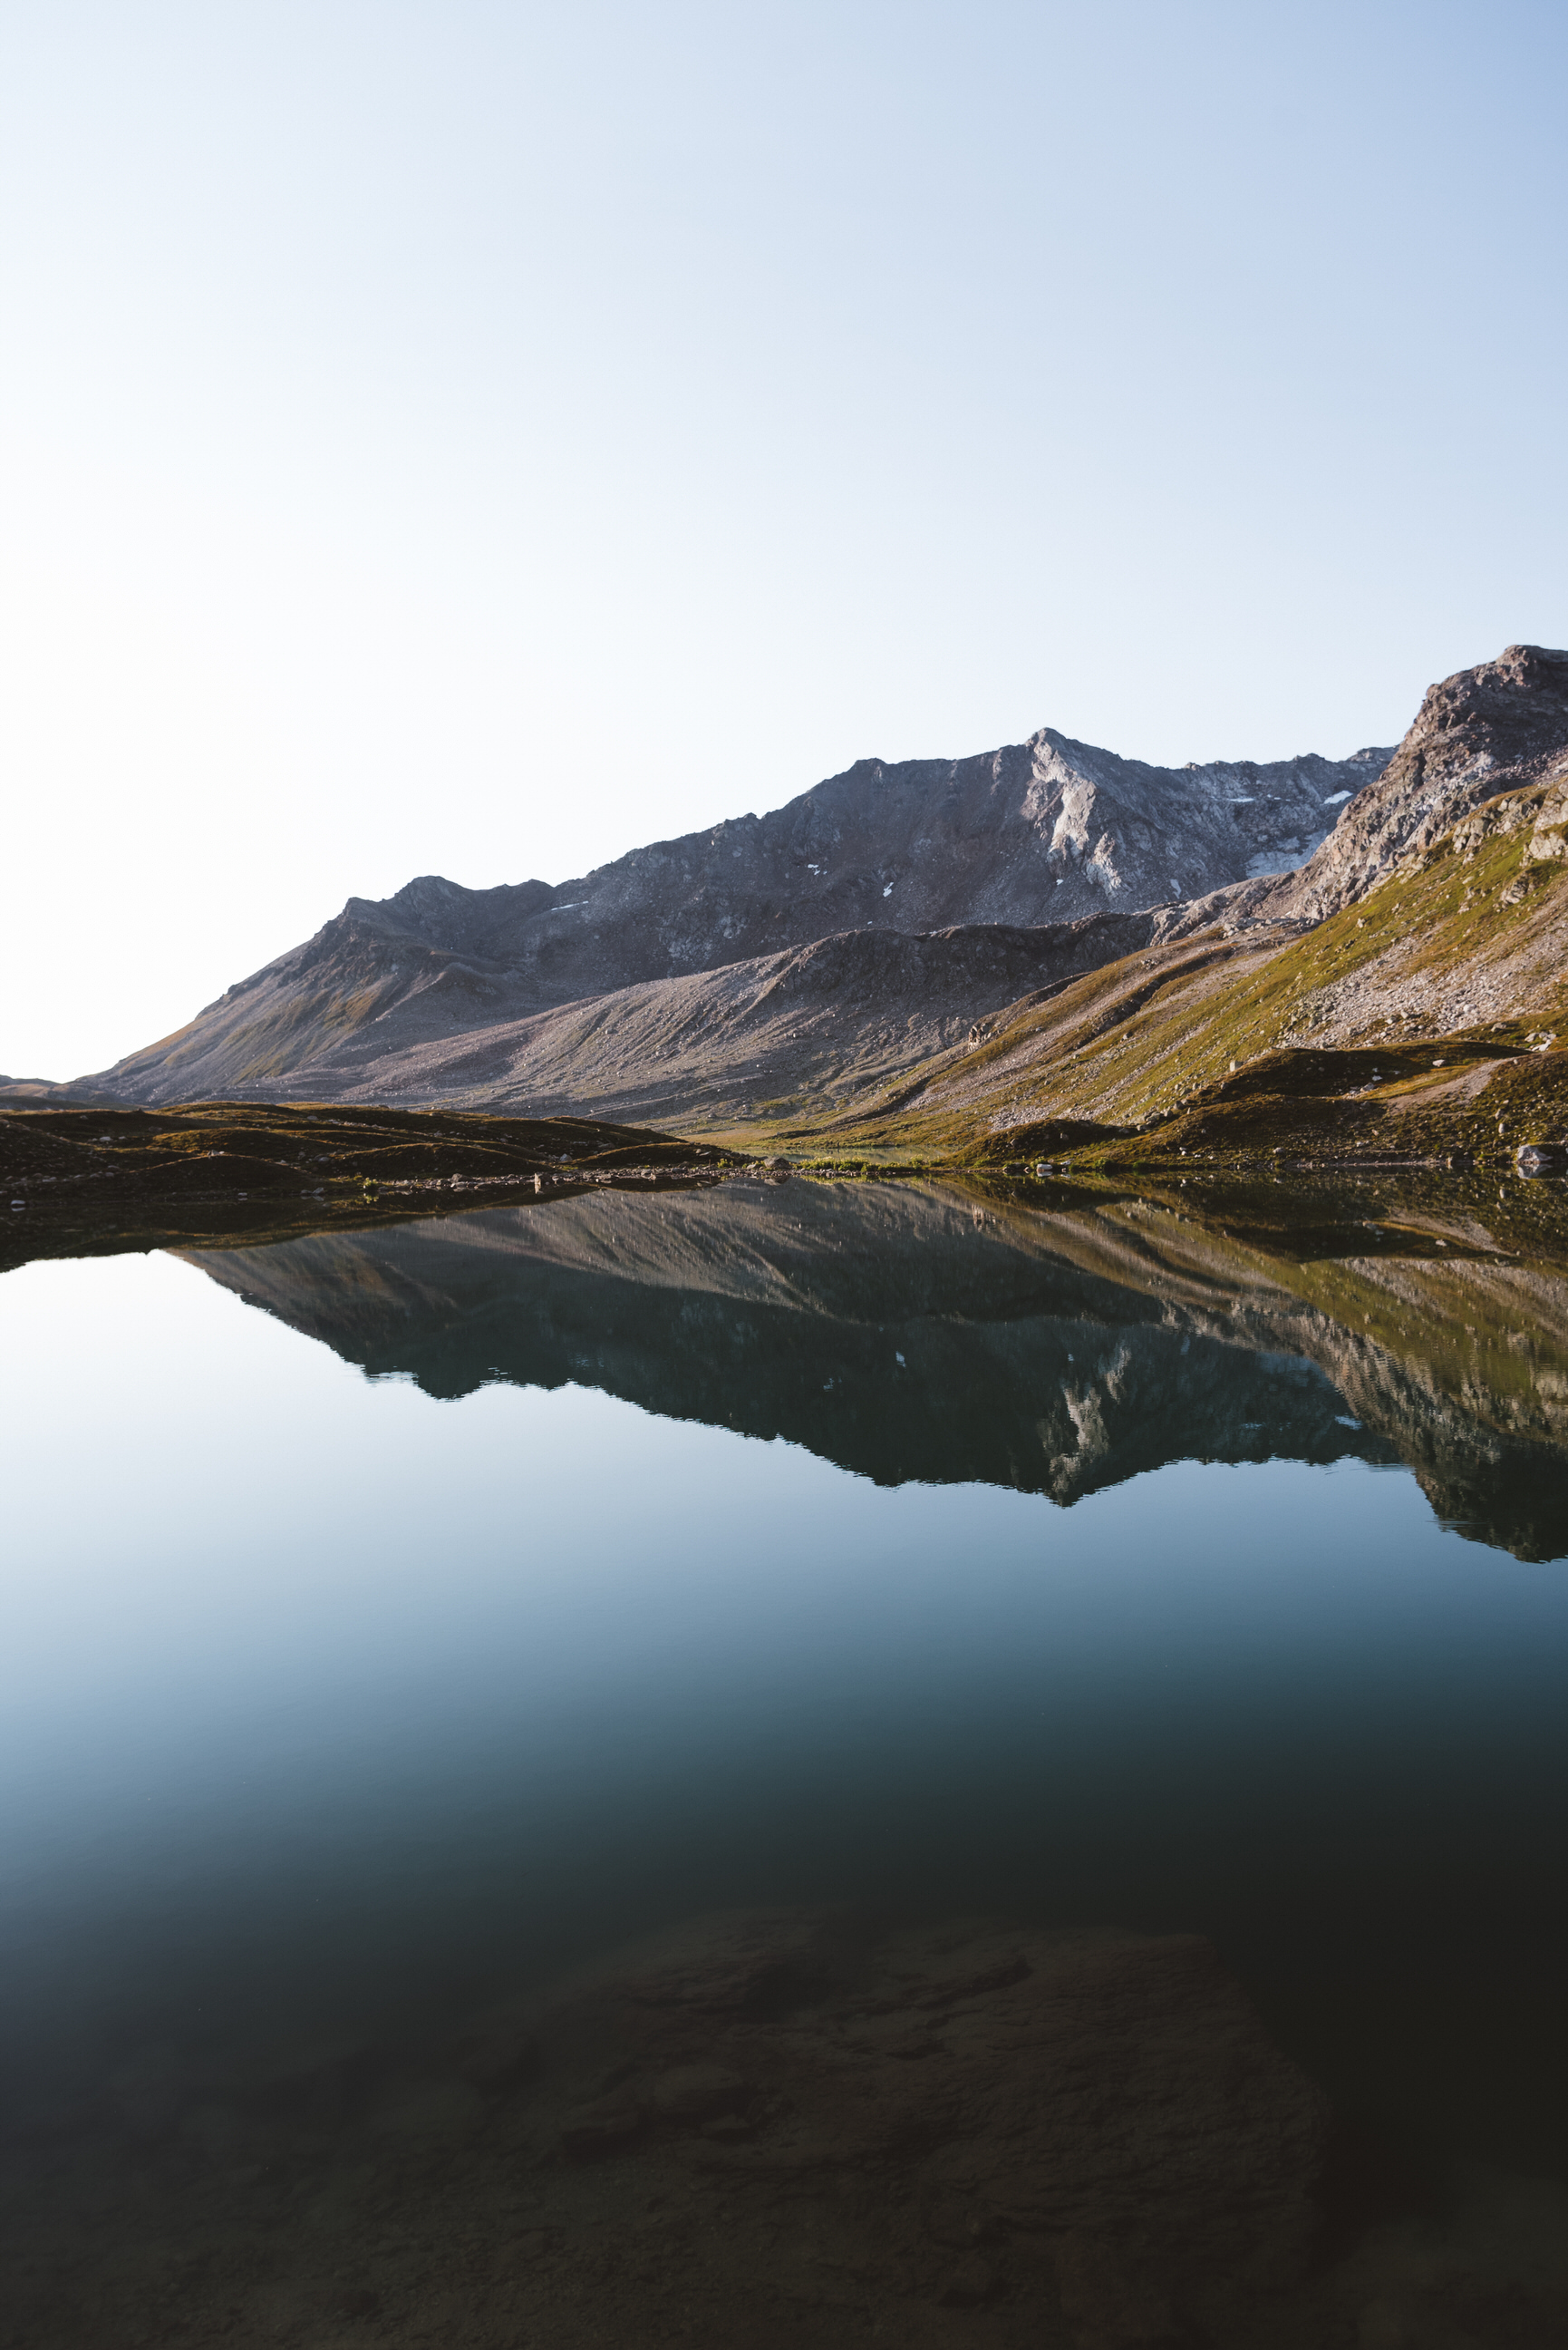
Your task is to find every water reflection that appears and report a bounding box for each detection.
[2,1175,1566,2348]
[189,1173,1568,1559]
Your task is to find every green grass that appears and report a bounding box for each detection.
[0,1102,747,1273]
[750,783,1566,1172]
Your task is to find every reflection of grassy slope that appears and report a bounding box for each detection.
[179,1168,1568,1559]
[967,1170,1568,1556]
[1045,1179,1568,1449]
[760,784,1567,1169]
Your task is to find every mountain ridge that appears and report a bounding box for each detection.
[76,725,1388,1106]
[32,644,1567,1142]
[1171,641,1568,935]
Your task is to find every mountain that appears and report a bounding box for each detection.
[79,730,1387,1108]
[1193,640,1568,927]
[56,645,1568,1145]
[95,913,1170,1128]
[839,648,1567,1158]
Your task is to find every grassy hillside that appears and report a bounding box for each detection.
[750,773,1568,1171]
[0,1102,741,1272]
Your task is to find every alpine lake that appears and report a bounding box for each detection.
[4,1159,1567,2350]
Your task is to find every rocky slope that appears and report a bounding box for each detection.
[79,730,1386,1106]
[53,645,1568,1147]
[1178,641,1568,930]
[838,753,1566,1160]
[107,913,1158,1125]
[809,646,1565,1158]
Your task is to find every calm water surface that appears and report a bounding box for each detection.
[3,1178,1566,2347]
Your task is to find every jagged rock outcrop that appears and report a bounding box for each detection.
[1176,643,1568,933]
[69,646,1568,1129]
[83,730,1385,1105]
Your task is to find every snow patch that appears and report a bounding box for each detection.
[1244,832,1326,879]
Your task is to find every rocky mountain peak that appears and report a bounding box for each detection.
[1202,643,1568,928]
[83,709,1395,1105]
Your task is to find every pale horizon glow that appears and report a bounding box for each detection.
[3,1,1565,1078]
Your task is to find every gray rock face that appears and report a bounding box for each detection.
[87,729,1387,1103]
[509,724,1386,958]
[1177,643,1568,933]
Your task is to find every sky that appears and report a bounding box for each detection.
[2,1,1564,1080]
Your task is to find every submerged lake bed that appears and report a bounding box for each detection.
[3,1173,1567,2347]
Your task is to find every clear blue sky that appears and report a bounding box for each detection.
[3,0,1564,1076]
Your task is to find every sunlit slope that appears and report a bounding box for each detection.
[83,916,1159,1130]
[53,641,1567,1156]
[805,769,1567,1164]
[82,727,1383,1105]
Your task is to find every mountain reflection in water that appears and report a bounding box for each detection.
[3,1173,1567,2349]
[188,1173,1568,1559]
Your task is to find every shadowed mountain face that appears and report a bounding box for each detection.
[85,727,1386,1107]
[113,912,1163,1126]
[183,1178,1568,1559]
